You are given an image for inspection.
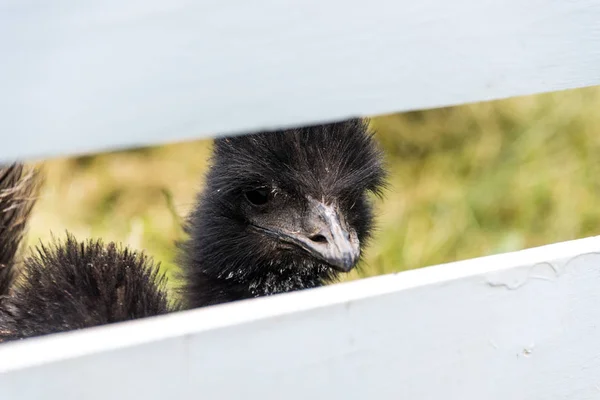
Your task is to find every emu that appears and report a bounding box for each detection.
[0,119,386,341]
[0,165,39,296]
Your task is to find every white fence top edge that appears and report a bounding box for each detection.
[1,0,600,161]
[1,234,599,374]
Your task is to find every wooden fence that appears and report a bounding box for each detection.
[1,1,600,398]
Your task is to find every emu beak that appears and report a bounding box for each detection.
[287,199,360,272]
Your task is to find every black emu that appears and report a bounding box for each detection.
[0,165,39,296]
[179,119,385,307]
[0,235,172,341]
[0,119,386,341]
[0,166,171,341]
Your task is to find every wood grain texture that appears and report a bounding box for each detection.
[1,0,600,161]
[1,235,600,399]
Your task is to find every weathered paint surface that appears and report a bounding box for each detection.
[1,0,600,161]
[1,236,600,399]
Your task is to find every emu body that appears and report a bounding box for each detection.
[0,236,172,341]
[0,165,39,296]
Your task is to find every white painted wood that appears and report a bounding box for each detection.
[1,236,600,399]
[1,0,600,161]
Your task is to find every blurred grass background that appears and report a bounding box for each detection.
[24,85,600,288]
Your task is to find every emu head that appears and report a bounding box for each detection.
[180,119,386,308]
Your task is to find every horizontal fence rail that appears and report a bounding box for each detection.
[1,236,600,399]
[1,0,600,161]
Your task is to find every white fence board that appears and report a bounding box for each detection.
[1,235,600,399]
[1,0,600,161]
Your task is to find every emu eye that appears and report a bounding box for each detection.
[245,188,270,206]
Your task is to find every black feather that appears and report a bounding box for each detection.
[0,164,39,296]
[179,118,386,308]
[0,234,173,341]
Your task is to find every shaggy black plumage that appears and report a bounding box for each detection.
[179,118,386,308]
[0,166,172,342]
[0,118,386,341]
[0,164,39,296]
[0,235,172,341]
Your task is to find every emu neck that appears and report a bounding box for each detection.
[182,259,334,309]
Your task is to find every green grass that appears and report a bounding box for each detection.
[25,85,600,288]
